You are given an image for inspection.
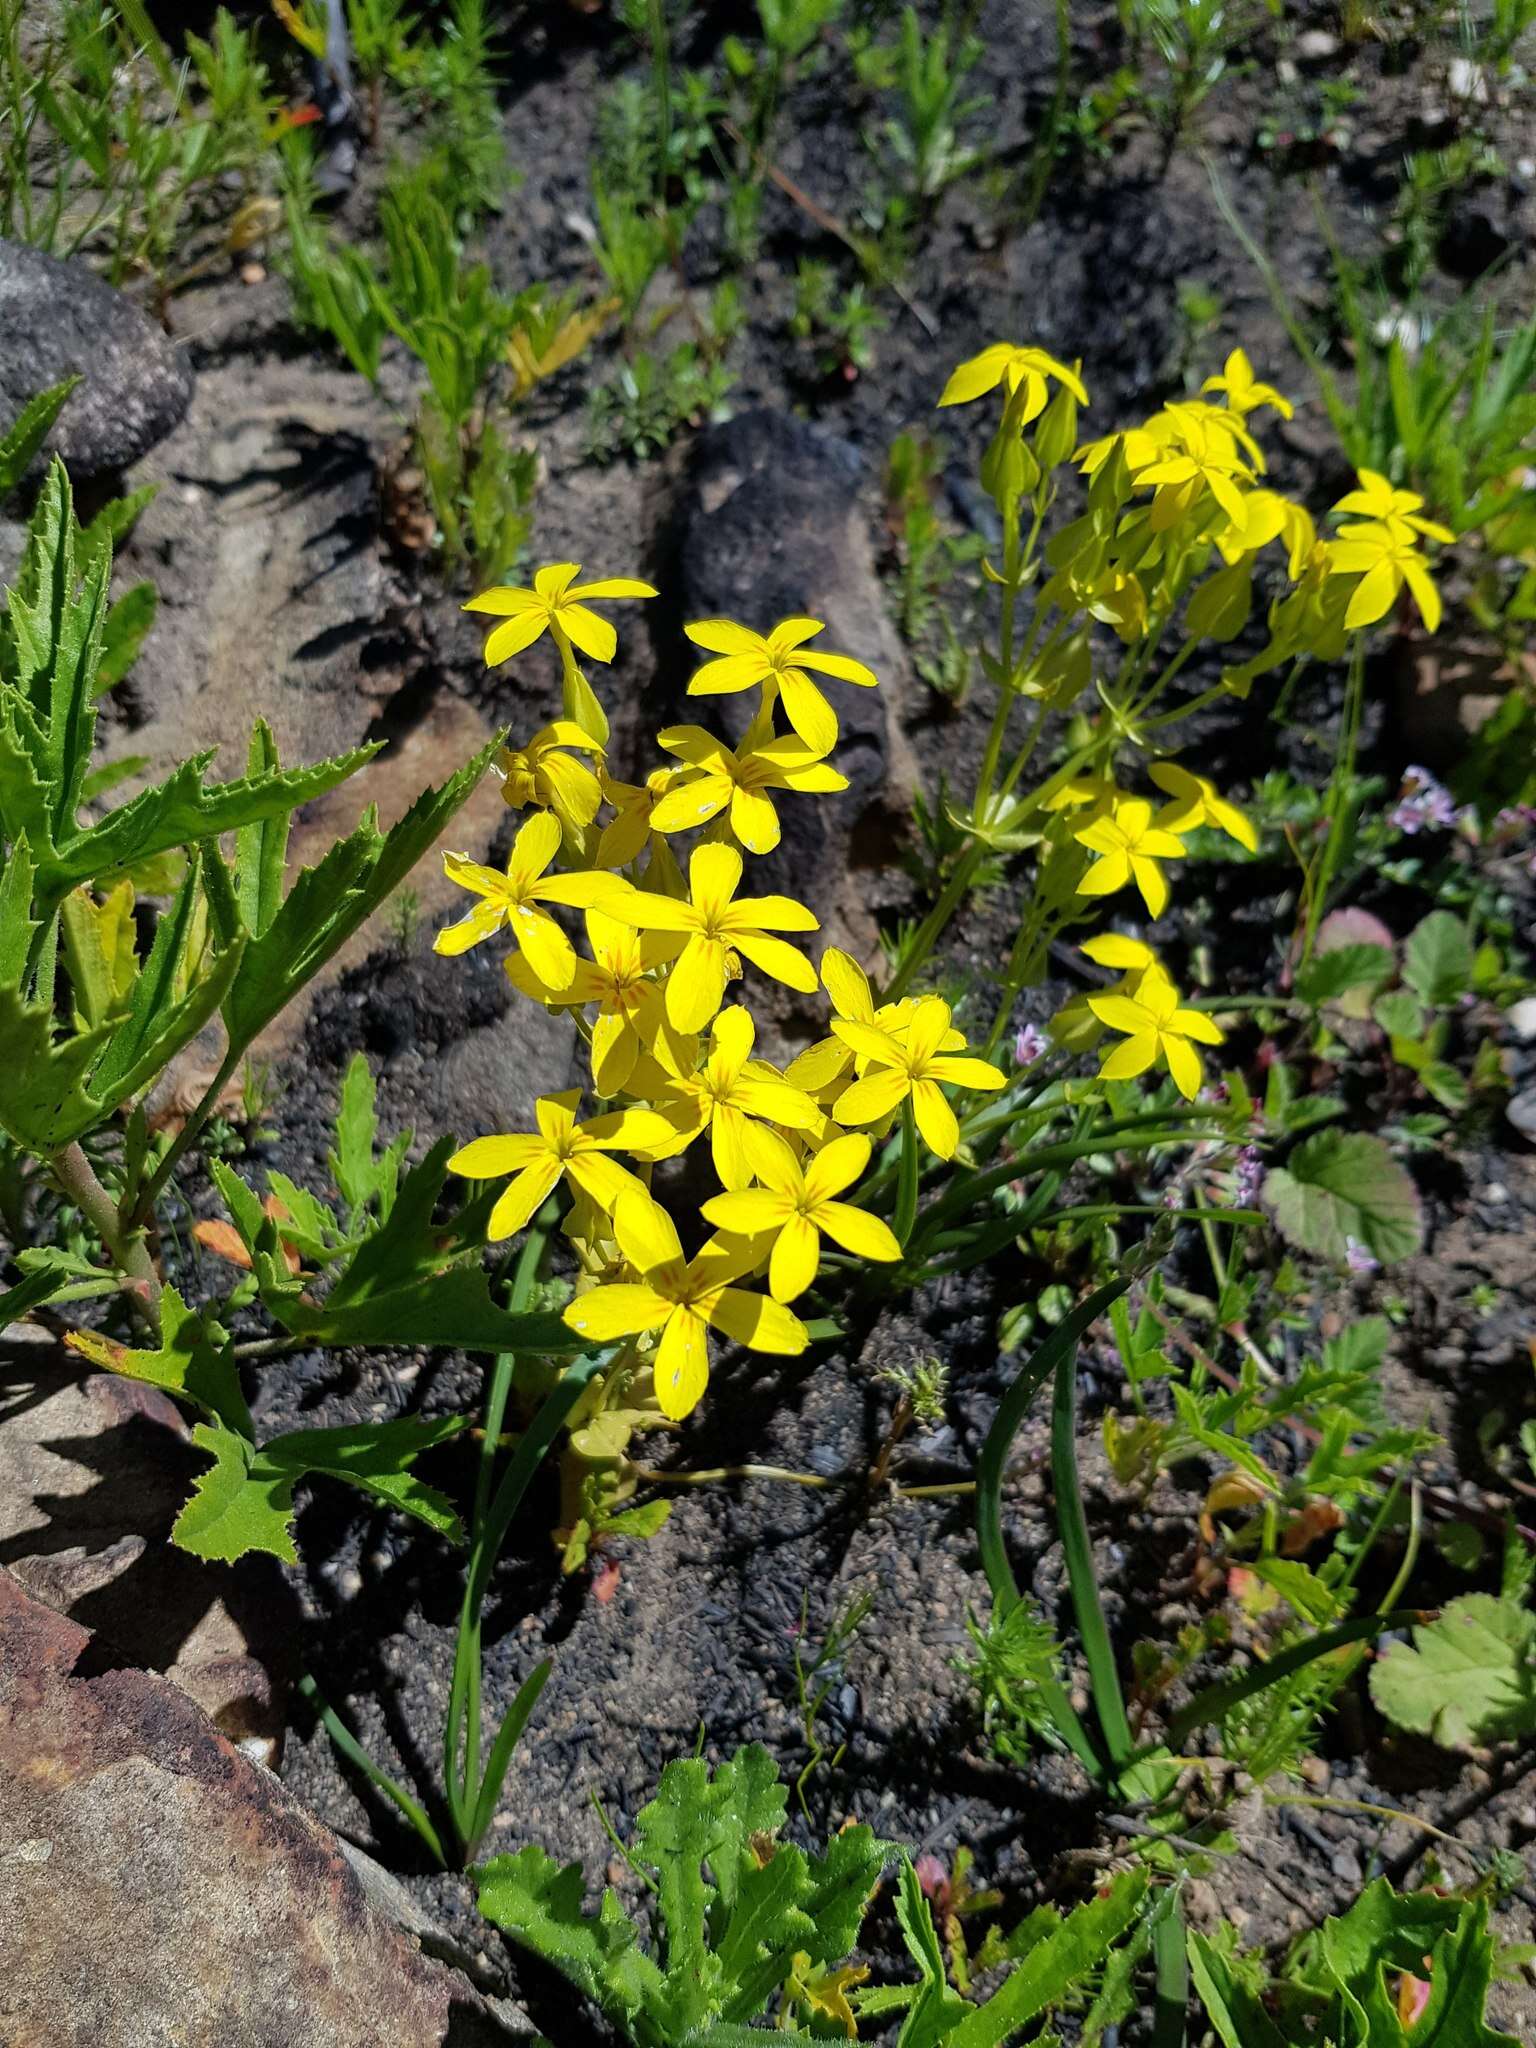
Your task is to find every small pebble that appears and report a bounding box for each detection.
[239,261,266,285]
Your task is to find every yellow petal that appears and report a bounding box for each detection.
[449,1133,545,1177]
[801,1131,870,1202]
[776,667,838,753]
[706,1286,808,1354]
[613,1188,684,1273]
[667,933,730,1031]
[767,1213,821,1301]
[557,602,619,665]
[729,930,818,994]
[653,1308,710,1418]
[487,1157,563,1239]
[821,946,875,1023]
[910,1077,959,1160]
[816,1200,901,1263]
[512,903,576,990]
[835,1066,910,1126]
[563,1283,673,1340]
[483,611,550,665]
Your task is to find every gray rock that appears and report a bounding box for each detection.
[1508,1085,1536,1145]
[0,238,192,480]
[659,409,919,966]
[1505,997,1536,1044]
[0,1347,295,1769]
[0,1568,530,2047]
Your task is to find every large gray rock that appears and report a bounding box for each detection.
[0,238,193,479]
[0,1567,530,2047]
[0,1337,294,1768]
[659,410,918,964]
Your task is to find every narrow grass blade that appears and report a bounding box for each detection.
[1052,1340,1134,1776]
[298,1671,446,1867]
[466,1659,552,1861]
[1164,1609,1426,1750]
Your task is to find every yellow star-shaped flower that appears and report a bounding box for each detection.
[562,1190,807,1420]
[1200,347,1293,420]
[449,1090,675,1239]
[1087,979,1224,1101]
[1148,763,1257,853]
[938,342,1089,421]
[464,561,657,667]
[703,1126,900,1301]
[649,718,849,855]
[684,617,878,757]
[617,842,819,1032]
[434,811,632,988]
[831,996,1005,1160]
[1073,799,1187,919]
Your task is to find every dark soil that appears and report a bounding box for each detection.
[81,0,1536,2036]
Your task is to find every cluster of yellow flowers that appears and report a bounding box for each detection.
[936,340,1448,1103]
[437,565,1005,1420]
[437,340,1449,1422]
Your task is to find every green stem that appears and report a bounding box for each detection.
[49,1141,160,1327]
[1052,1341,1135,1776]
[126,1043,241,1233]
[880,841,983,1005]
[1300,635,1366,967]
[893,1100,921,1247]
[975,1273,1136,1785]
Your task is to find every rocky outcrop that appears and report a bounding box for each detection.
[0,238,193,480]
[0,1567,529,2047]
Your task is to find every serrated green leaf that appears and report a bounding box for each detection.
[0,835,38,987]
[172,1412,470,1563]
[1263,1130,1423,1266]
[0,378,80,495]
[0,984,115,1149]
[476,1845,663,2021]
[331,1052,382,1218]
[1314,1880,1520,2046]
[57,742,379,897]
[258,1413,468,1542]
[635,1757,727,2034]
[68,1283,252,1435]
[2,461,108,842]
[1403,910,1473,1008]
[78,482,159,568]
[234,719,290,938]
[208,1157,269,1254]
[174,1422,295,1562]
[262,1169,344,1261]
[1188,1932,1288,2048]
[892,1855,970,2048]
[220,734,500,1054]
[1297,943,1394,1007]
[96,581,157,693]
[945,1870,1148,2048]
[1369,1594,1536,1749]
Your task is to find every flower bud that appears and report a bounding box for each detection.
[1034,381,1079,471]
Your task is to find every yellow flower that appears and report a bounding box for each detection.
[594,767,680,870]
[463,562,657,667]
[649,719,849,854]
[434,811,632,989]
[449,1090,675,1240]
[684,617,878,756]
[506,909,684,1096]
[938,343,1089,421]
[1148,763,1258,853]
[1088,979,1224,1101]
[832,996,1005,1160]
[562,1190,807,1420]
[1324,519,1443,633]
[1049,934,1166,1053]
[498,722,605,838]
[1200,348,1293,420]
[1331,470,1453,545]
[702,1127,900,1301]
[784,948,963,1097]
[1074,799,1187,919]
[1214,489,1315,576]
[651,1005,821,1189]
[617,842,819,1032]
[1041,773,1125,816]
[1130,406,1258,532]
